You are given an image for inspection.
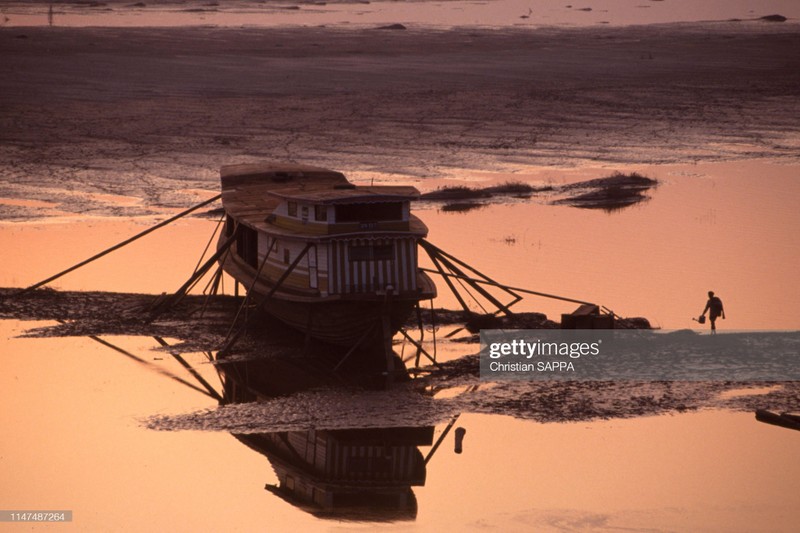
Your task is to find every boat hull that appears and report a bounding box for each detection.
[257,296,418,347]
[219,241,434,348]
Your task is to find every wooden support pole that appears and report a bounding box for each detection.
[429,298,438,361]
[422,240,502,314]
[421,239,521,300]
[333,323,376,372]
[219,243,311,355]
[152,230,238,314]
[423,240,528,332]
[428,246,514,316]
[398,328,441,368]
[224,238,277,339]
[381,291,397,385]
[255,243,311,307]
[191,213,225,275]
[418,267,595,307]
[422,244,472,314]
[201,262,224,296]
[303,304,314,357]
[9,194,222,299]
[415,302,425,368]
[194,265,224,318]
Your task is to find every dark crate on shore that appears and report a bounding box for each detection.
[561,304,615,329]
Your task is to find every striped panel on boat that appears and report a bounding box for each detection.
[327,237,418,295]
[325,441,416,481]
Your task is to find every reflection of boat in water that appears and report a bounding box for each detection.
[234,427,432,519]
[220,354,434,520]
[217,162,436,353]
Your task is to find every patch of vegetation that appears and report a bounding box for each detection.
[482,181,537,194]
[554,172,658,212]
[440,201,486,213]
[420,186,491,200]
[421,180,552,203]
[562,172,657,191]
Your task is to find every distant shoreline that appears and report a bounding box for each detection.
[2,0,799,30]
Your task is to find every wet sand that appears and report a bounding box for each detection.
[2,23,799,219]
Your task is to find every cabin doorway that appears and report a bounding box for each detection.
[237,225,259,269]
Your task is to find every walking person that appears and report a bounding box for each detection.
[701,291,725,334]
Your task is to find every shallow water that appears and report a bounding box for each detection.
[418,160,800,331]
[1,319,799,531]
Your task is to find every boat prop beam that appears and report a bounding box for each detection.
[332,323,377,372]
[417,267,596,307]
[7,194,222,299]
[420,238,596,308]
[148,230,238,317]
[426,248,472,315]
[224,237,277,339]
[419,239,523,317]
[218,243,312,356]
[398,328,441,369]
[428,245,514,316]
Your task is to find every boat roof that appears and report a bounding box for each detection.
[220,162,348,187]
[221,163,346,220]
[221,162,419,215]
[220,162,426,238]
[268,186,419,204]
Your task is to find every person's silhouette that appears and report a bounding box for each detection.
[701,291,725,334]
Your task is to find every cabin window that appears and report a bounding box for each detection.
[335,202,403,223]
[287,201,297,217]
[301,206,309,220]
[314,205,327,221]
[283,248,290,264]
[349,244,394,262]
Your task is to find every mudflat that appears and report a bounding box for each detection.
[1,23,799,218]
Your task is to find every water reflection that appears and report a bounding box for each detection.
[218,354,435,521]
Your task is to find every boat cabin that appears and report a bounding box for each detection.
[266,186,417,235]
[220,164,431,299]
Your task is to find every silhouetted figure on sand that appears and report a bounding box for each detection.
[701,291,725,334]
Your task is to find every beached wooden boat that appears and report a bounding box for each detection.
[217,162,436,350]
